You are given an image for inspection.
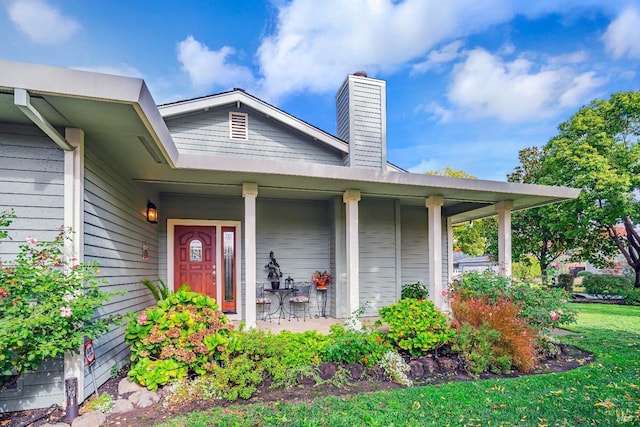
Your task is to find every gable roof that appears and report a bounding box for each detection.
[159,89,349,154]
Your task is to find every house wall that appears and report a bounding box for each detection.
[256,199,331,318]
[400,206,429,285]
[82,143,159,399]
[166,106,344,166]
[0,124,65,412]
[359,199,397,316]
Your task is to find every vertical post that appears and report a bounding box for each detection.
[243,183,258,328]
[426,196,444,310]
[444,216,454,313]
[343,190,361,316]
[63,128,85,402]
[496,201,514,277]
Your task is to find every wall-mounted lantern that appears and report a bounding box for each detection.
[146,201,158,224]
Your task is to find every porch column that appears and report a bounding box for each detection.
[63,128,85,401]
[343,190,361,316]
[426,196,444,310]
[496,200,514,277]
[243,183,258,328]
[444,216,454,313]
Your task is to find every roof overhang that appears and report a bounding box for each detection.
[0,60,580,222]
[0,59,177,171]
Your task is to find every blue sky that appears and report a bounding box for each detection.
[2,0,639,180]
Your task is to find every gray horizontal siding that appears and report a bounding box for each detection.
[401,206,429,285]
[83,143,159,399]
[0,125,64,257]
[0,125,65,411]
[0,357,64,412]
[257,199,331,317]
[359,199,397,316]
[167,106,344,166]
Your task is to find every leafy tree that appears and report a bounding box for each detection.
[541,91,640,287]
[427,167,495,257]
[507,147,578,281]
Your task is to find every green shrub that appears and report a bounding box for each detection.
[325,323,388,367]
[582,274,633,296]
[452,322,502,378]
[577,270,593,277]
[556,274,574,291]
[450,271,576,334]
[401,281,429,300]
[377,299,455,356]
[0,211,120,387]
[125,287,233,390]
[620,288,640,306]
[141,278,171,302]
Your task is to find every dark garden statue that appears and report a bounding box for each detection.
[265,251,283,289]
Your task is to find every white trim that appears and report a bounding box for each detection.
[62,128,85,401]
[426,196,444,310]
[496,201,514,277]
[166,219,243,321]
[242,183,258,328]
[343,189,361,317]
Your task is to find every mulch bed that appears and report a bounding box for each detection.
[1,343,593,427]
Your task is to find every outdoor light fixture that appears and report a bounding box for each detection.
[146,201,158,224]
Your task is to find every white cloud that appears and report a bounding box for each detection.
[177,36,254,91]
[256,0,512,99]
[603,7,640,59]
[416,102,455,124]
[8,0,80,44]
[411,41,464,74]
[446,49,605,122]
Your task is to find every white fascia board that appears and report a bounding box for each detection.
[159,91,349,154]
[0,59,178,167]
[176,153,581,201]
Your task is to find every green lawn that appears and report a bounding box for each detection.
[157,304,640,426]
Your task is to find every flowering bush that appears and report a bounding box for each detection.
[449,271,576,334]
[0,211,120,392]
[311,270,332,286]
[125,287,234,390]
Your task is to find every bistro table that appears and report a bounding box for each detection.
[264,287,297,324]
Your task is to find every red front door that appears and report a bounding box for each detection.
[174,226,216,298]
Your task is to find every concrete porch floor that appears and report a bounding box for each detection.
[232,316,382,335]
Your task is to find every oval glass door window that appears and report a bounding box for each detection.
[190,239,203,262]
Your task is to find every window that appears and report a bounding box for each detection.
[190,239,203,262]
[229,112,248,140]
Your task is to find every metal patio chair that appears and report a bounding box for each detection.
[288,282,312,321]
[256,283,272,321]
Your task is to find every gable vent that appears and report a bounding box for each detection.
[229,112,248,140]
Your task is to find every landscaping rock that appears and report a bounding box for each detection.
[436,357,459,372]
[42,423,70,427]
[408,360,424,379]
[346,363,365,380]
[71,411,106,427]
[111,398,134,413]
[420,358,438,374]
[136,390,160,408]
[318,362,338,380]
[297,372,316,386]
[118,377,144,395]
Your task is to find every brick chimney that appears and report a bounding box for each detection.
[336,71,387,169]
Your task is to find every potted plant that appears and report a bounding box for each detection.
[312,270,332,290]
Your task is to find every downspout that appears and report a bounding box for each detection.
[13,88,74,151]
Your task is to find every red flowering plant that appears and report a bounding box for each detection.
[311,270,332,288]
[0,210,120,394]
